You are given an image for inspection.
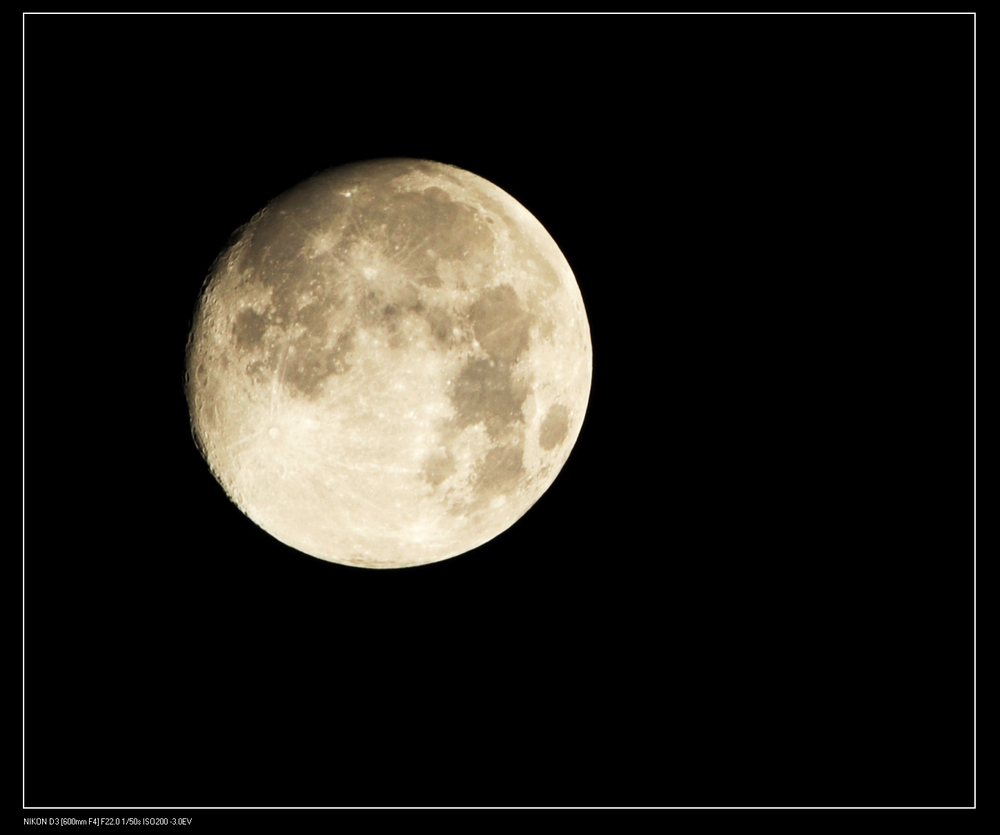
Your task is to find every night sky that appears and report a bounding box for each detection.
[24,13,974,810]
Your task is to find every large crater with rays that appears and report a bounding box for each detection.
[185,158,592,568]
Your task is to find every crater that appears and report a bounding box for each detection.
[416,273,442,288]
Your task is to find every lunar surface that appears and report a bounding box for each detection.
[185,158,592,568]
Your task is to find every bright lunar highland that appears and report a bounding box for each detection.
[185,159,592,568]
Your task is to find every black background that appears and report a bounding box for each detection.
[25,13,974,810]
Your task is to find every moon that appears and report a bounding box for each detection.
[185,159,592,568]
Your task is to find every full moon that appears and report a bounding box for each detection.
[185,159,592,568]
